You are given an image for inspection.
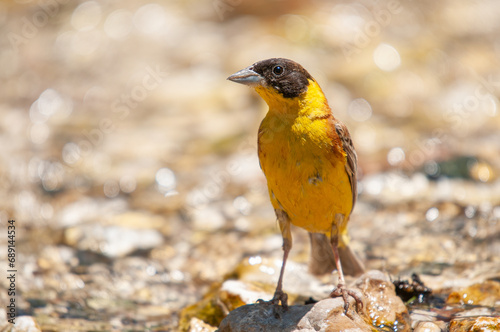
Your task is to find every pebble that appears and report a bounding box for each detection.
[447,280,500,306]
[449,316,500,332]
[413,321,442,332]
[11,316,42,332]
[354,270,411,331]
[64,225,163,257]
[188,317,218,332]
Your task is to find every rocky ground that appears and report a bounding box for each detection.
[0,0,499,331]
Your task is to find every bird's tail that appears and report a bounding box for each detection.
[308,232,364,277]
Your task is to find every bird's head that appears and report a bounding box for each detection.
[228,58,319,111]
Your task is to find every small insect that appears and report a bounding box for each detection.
[393,273,432,304]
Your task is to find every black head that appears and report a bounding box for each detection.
[228,58,314,98]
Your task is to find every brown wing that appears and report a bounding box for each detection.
[334,121,358,211]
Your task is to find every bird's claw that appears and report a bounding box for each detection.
[257,289,289,310]
[330,283,363,315]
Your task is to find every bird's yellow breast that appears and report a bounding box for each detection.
[257,80,353,235]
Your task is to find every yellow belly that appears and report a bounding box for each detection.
[258,114,352,235]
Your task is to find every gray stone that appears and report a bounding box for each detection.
[219,294,372,332]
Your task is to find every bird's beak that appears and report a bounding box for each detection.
[227,66,264,87]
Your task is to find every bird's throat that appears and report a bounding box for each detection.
[256,79,330,121]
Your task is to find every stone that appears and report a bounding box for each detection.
[219,270,412,332]
[64,224,163,257]
[12,316,42,332]
[449,316,500,332]
[218,297,372,332]
[354,270,411,331]
[188,317,217,332]
[447,280,500,306]
[414,321,442,332]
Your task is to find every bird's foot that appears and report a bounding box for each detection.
[257,289,288,310]
[330,283,363,315]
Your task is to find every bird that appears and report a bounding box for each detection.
[227,58,364,313]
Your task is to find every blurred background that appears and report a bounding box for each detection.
[1,0,499,330]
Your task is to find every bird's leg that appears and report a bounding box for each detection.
[329,214,363,314]
[258,209,291,309]
[271,236,290,308]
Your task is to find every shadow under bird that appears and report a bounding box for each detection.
[228,58,365,313]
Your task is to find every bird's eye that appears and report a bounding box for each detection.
[272,65,284,76]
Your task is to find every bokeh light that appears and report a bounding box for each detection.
[71,1,102,31]
[133,4,167,35]
[387,147,405,166]
[348,98,372,122]
[62,142,81,165]
[119,175,137,194]
[104,9,133,39]
[425,207,439,222]
[156,167,177,196]
[373,43,401,71]
[30,123,50,145]
[103,179,120,198]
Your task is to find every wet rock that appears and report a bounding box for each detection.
[413,321,442,332]
[449,316,500,332]
[447,280,500,306]
[355,270,411,331]
[188,317,217,332]
[409,309,441,329]
[218,297,372,332]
